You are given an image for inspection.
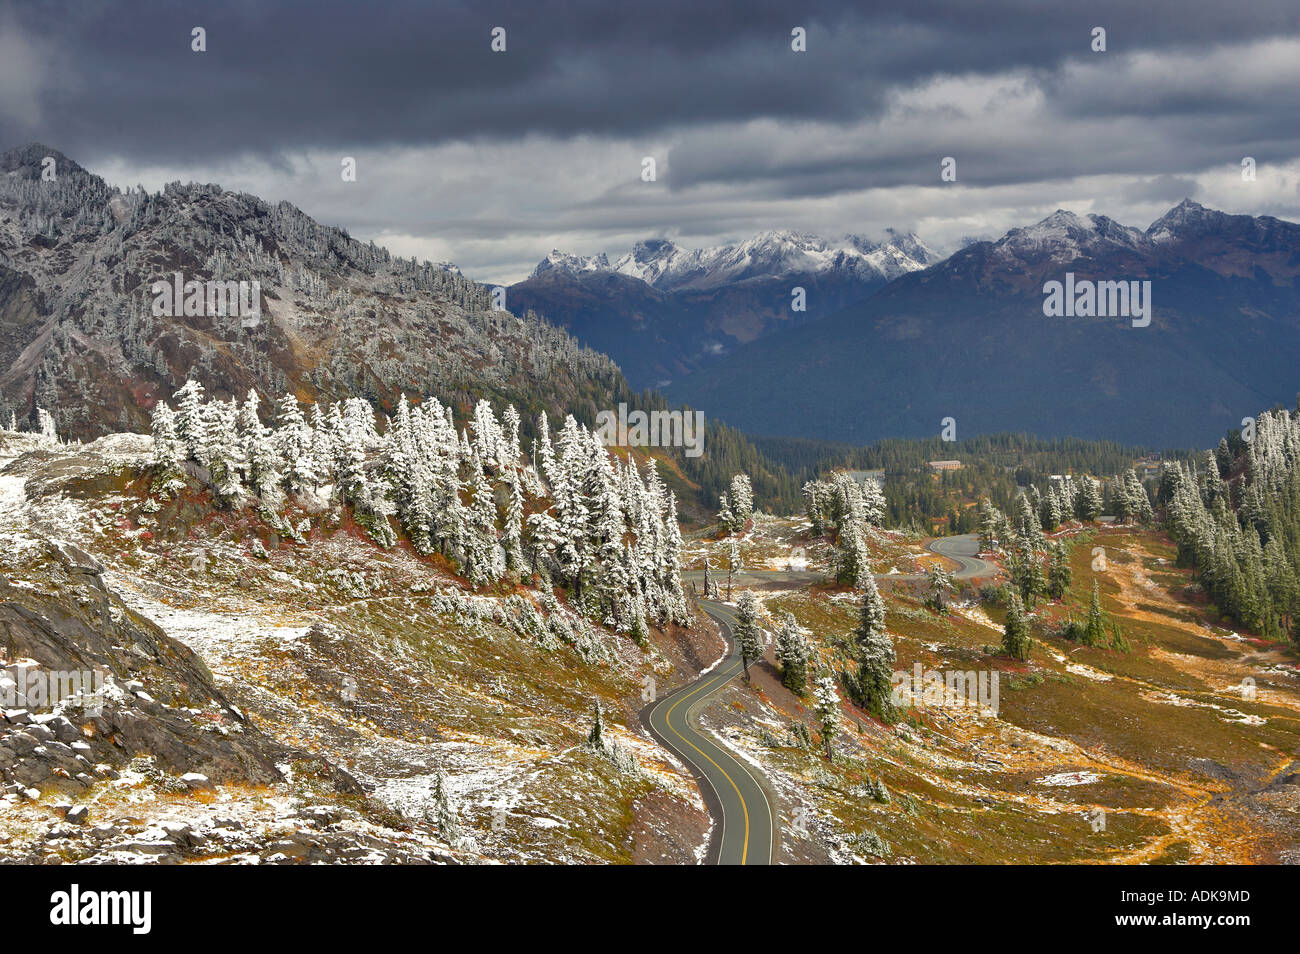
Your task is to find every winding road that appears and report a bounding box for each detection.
[645,599,775,866]
[924,533,1000,580]
[681,532,999,592]
[651,533,999,865]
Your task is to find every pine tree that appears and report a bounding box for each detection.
[149,402,185,474]
[734,591,764,681]
[503,477,525,575]
[1011,540,1046,607]
[1002,592,1033,660]
[1084,580,1106,647]
[238,390,281,501]
[838,526,871,589]
[813,674,840,760]
[172,379,209,465]
[717,492,735,534]
[977,498,1002,553]
[1047,541,1073,600]
[275,393,319,495]
[774,611,812,693]
[429,769,459,842]
[727,538,742,600]
[587,701,605,749]
[851,575,896,721]
[728,473,754,530]
[1077,477,1103,522]
[925,563,954,612]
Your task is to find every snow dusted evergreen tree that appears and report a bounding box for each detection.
[275,393,319,495]
[238,390,281,502]
[1002,592,1033,660]
[849,573,896,722]
[717,491,734,534]
[207,399,245,505]
[925,563,954,612]
[1047,540,1072,600]
[803,471,883,540]
[503,476,525,574]
[149,381,692,634]
[803,480,828,535]
[722,473,753,532]
[836,526,872,589]
[1076,477,1103,522]
[1083,580,1106,647]
[172,379,209,465]
[734,590,764,681]
[775,611,812,693]
[1040,487,1062,531]
[813,674,840,760]
[977,498,1002,553]
[1012,490,1045,550]
[858,474,886,527]
[149,402,185,475]
[36,408,58,442]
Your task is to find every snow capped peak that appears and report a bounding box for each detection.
[997,208,1146,262]
[1146,198,1214,242]
[531,248,612,278]
[550,229,944,290]
[610,238,686,284]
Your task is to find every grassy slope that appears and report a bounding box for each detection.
[683,517,1300,864]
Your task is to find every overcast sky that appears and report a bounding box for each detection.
[2,0,1297,283]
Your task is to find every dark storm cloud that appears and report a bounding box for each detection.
[1,0,1296,282]
[4,0,1296,160]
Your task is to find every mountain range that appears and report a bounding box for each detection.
[509,229,940,386]
[669,201,1300,447]
[4,142,1297,453]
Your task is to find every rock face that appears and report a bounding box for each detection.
[0,436,358,802]
[0,143,626,441]
[0,531,283,795]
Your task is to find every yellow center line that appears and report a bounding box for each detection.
[662,657,752,864]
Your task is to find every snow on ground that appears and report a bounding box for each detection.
[1066,663,1114,682]
[100,573,312,667]
[1138,689,1267,726]
[1036,771,1102,787]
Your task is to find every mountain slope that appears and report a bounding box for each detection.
[0,143,624,440]
[671,202,1300,448]
[509,229,939,388]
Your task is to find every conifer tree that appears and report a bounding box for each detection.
[1002,592,1033,660]
[1047,541,1073,600]
[1084,580,1106,647]
[775,611,812,693]
[850,575,896,721]
[734,591,764,681]
[813,674,840,760]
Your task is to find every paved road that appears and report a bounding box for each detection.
[924,533,1001,579]
[645,599,775,866]
[682,533,1000,591]
[653,533,996,865]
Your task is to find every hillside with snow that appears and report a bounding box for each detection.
[0,405,721,863]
